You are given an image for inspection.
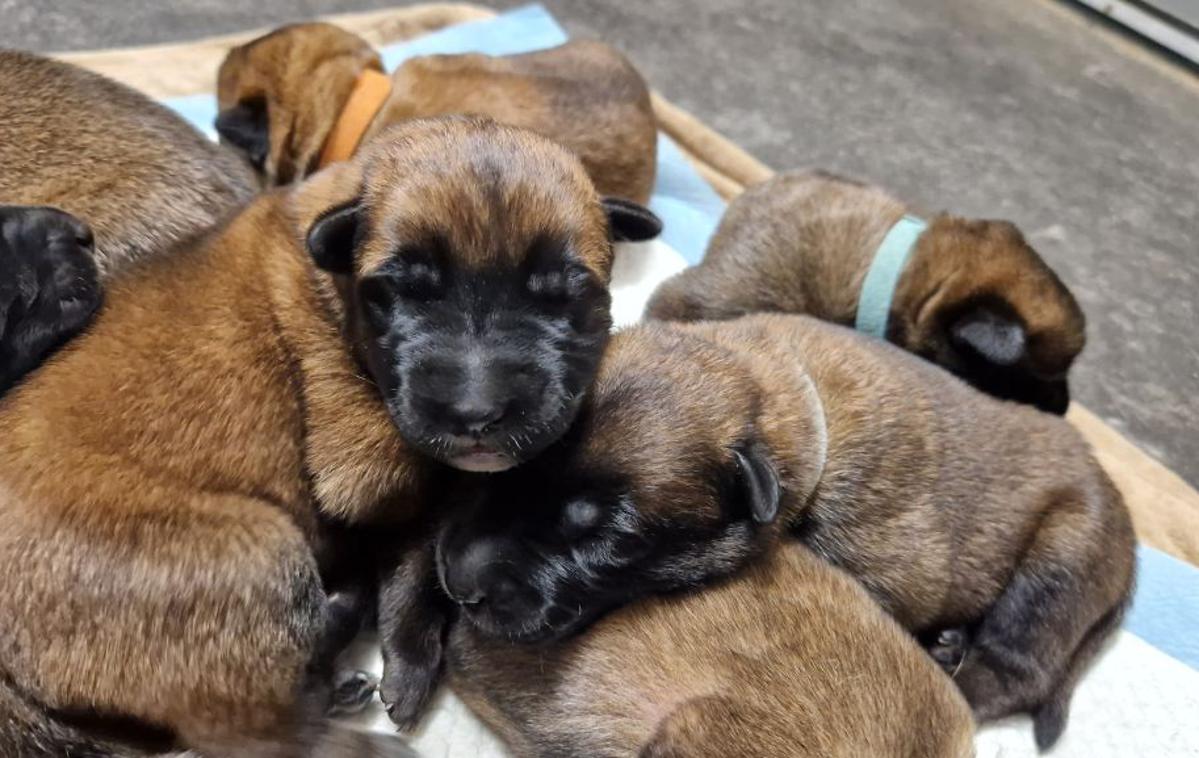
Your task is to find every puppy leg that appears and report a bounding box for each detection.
[950,493,1134,749]
[377,531,452,730]
[0,205,101,396]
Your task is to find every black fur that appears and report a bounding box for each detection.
[215,98,270,171]
[602,197,662,242]
[0,205,101,398]
[931,296,1070,415]
[308,209,614,472]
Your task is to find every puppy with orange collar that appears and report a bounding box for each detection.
[216,23,658,203]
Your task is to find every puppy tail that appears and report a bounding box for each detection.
[1032,595,1130,752]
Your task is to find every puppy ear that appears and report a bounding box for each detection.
[731,441,782,524]
[306,200,362,275]
[949,304,1026,367]
[602,198,662,242]
[215,97,270,170]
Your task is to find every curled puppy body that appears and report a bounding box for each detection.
[646,170,1085,413]
[448,544,975,758]
[0,118,646,755]
[429,313,1135,750]
[0,51,257,279]
[217,23,658,203]
[0,51,257,397]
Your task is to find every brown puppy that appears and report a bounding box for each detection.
[0,51,257,397]
[216,23,658,202]
[0,117,641,755]
[447,543,976,758]
[431,313,1135,750]
[646,170,1085,413]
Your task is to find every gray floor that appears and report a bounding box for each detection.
[2,0,1197,485]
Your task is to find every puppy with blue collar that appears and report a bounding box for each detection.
[647,170,1085,414]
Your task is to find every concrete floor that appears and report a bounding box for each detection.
[2,0,1197,484]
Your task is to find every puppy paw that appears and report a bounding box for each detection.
[0,206,100,393]
[327,669,380,716]
[379,658,442,731]
[927,627,968,674]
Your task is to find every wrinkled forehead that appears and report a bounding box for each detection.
[354,122,610,275]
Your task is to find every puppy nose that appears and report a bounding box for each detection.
[448,398,507,436]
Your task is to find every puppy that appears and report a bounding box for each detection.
[216,23,658,202]
[0,117,650,755]
[428,313,1135,750]
[646,171,1085,413]
[447,544,976,758]
[0,50,257,396]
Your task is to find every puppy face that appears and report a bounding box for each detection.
[897,218,1085,414]
[433,326,780,640]
[217,23,381,184]
[305,118,659,472]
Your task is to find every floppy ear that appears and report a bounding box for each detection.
[215,97,270,170]
[602,198,663,242]
[306,200,362,275]
[731,441,782,524]
[949,304,1027,367]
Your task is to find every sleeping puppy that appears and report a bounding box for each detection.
[216,23,658,203]
[422,313,1135,750]
[0,117,652,756]
[0,50,257,397]
[448,543,976,758]
[646,171,1085,413]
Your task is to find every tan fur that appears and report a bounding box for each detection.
[0,118,612,754]
[646,171,1085,395]
[509,312,1134,741]
[449,543,975,758]
[218,24,657,201]
[0,50,257,278]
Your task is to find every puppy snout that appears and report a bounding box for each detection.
[447,396,509,437]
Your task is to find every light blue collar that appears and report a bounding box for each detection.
[854,215,928,339]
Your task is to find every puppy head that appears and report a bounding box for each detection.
[299,117,660,472]
[217,22,382,184]
[433,324,780,641]
[896,217,1085,414]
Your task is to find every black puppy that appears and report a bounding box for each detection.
[0,206,101,397]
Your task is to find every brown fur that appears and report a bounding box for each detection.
[646,170,1085,412]
[0,118,614,756]
[217,23,657,202]
[448,544,976,758]
[437,313,1134,749]
[0,50,257,278]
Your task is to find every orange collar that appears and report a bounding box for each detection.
[317,68,393,168]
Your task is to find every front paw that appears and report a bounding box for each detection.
[379,656,443,731]
[927,627,968,674]
[0,206,101,390]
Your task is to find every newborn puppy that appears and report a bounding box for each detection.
[0,50,257,396]
[431,314,1135,750]
[448,544,976,758]
[217,23,658,202]
[0,118,640,756]
[646,171,1085,413]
